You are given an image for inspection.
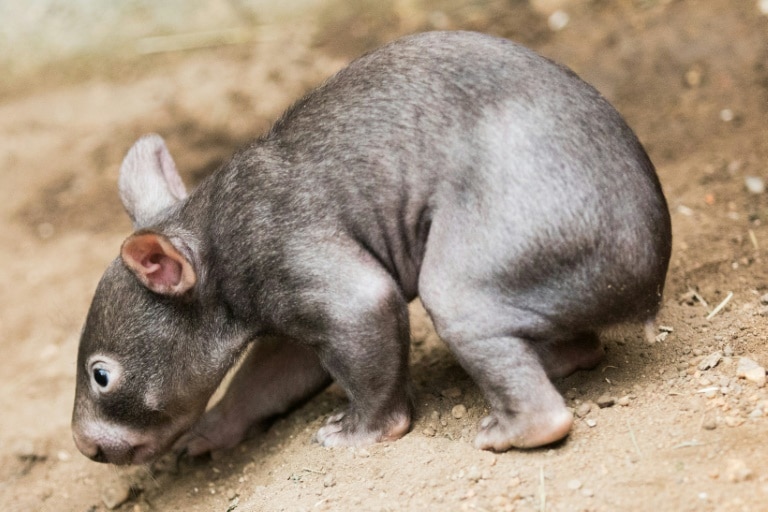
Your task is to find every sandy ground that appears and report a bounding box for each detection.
[2,1,768,511]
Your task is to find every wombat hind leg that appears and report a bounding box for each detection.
[434,332,573,451]
[534,331,605,379]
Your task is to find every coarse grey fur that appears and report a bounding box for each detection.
[72,31,671,465]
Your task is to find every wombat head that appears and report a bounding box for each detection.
[71,135,241,464]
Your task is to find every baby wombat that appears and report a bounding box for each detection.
[71,31,671,465]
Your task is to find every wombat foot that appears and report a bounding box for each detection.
[315,409,411,447]
[178,406,252,457]
[474,404,573,451]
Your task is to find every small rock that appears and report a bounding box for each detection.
[575,402,592,418]
[466,466,482,482]
[102,482,133,510]
[698,351,723,371]
[720,108,735,122]
[566,479,582,491]
[617,396,631,407]
[12,439,43,461]
[723,345,734,357]
[585,419,597,428]
[725,459,753,483]
[655,331,669,343]
[441,387,462,399]
[547,10,570,31]
[581,488,595,497]
[323,474,336,488]
[736,357,766,387]
[659,325,674,333]
[596,394,616,408]
[702,417,717,430]
[761,293,768,305]
[422,427,436,437]
[745,176,765,195]
[684,65,703,87]
[451,404,467,419]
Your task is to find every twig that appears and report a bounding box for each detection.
[749,229,759,251]
[626,419,642,458]
[706,291,733,320]
[136,28,254,55]
[672,440,705,450]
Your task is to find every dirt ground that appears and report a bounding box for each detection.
[2,1,768,511]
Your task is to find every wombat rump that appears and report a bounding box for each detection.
[72,31,671,465]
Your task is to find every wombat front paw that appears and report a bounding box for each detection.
[315,409,410,447]
[474,406,573,452]
[176,408,251,457]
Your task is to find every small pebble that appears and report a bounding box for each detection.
[452,404,467,419]
[702,417,717,430]
[698,351,722,371]
[655,332,669,343]
[547,10,570,31]
[725,459,753,483]
[101,482,132,510]
[760,293,768,305]
[720,108,735,122]
[684,65,703,88]
[736,357,766,387]
[422,427,436,437]
[581,488,594,497]
[441,387,462,399]
[566,479,582,491]
[575,402,592,418]
[323,474,336,488]
[466,466,482,482]
[585,419,597,428]
[12,439,42,461]
[745,176,765,195]
[617,396,631,407]
[596,394,616,408]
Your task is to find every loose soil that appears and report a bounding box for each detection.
[2,1,768,511]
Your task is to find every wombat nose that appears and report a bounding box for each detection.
[90,446,108,464]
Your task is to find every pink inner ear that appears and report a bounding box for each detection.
[141,252,182,287]
[121,233,196,295]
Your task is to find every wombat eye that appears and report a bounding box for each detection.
[93,368,109,387]
[87,354,122,394]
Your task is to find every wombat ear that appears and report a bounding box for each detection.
[120,232,196,296]
[118,134,188,228]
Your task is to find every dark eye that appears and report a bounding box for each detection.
[93,368,110,388]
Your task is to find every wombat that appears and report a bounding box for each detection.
[71,31,671,465]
